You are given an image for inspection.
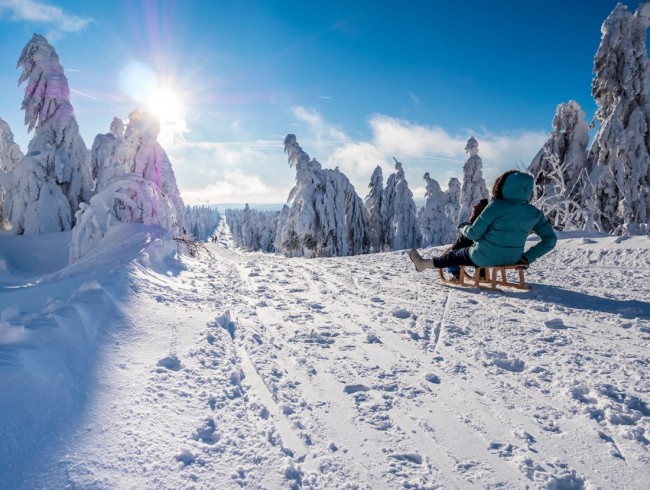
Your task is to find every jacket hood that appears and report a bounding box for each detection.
[500,172,533,203]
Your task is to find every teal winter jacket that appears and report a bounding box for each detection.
[459,172,557,267]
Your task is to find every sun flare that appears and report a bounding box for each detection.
[146,87,185,123]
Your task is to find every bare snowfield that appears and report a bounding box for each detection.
[1,224,649,489]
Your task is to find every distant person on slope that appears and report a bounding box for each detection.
[409,170,557,277]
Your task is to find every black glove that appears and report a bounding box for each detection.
[516,256,530,269]
[457,221,470,230]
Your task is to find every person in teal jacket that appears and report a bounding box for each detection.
[410,170,557,275]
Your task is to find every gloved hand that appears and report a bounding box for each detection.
[516,256,530,269]
[457,221,470,230]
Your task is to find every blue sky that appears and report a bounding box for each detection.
[0,0,635,204]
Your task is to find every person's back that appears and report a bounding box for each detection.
[461,171,556,267]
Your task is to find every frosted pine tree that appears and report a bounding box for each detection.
[0,117,24,226]
[7,34,93,234]
[364,165,385,252]
[275,135,368,257]
[0,118,23,172]
[588,2,650,234]
[528,101,590,229]
[122,109,185,230]
[274,135,321,256]
[457,137,489,223]
[444,177,461,241]
[381,158,421,251]
[419,172,453,246]
[184,205,221,241]
[91,117,125,192]
[70,110,186,262]
[226,206,278,252]
[69,175,181,262]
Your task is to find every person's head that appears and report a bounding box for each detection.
[492,170,534,203]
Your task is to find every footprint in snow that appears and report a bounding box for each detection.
[544,318,567,329]
[157,355,182,372]
[424,373,441,384]
[391,307,411,319]
[478,350,525,373]
[175,449,196,465]
[344,384,371,394]
[389,453,423,465]
[192,418,220,445]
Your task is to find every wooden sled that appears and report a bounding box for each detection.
[439,264,531,291]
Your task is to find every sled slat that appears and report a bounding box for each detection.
[438,265,531,291]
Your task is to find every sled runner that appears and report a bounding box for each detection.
[439,264,531,291]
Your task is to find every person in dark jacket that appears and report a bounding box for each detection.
[446,198,489,278]
[410,170,557,274]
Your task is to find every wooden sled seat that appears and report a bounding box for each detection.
[439,264,531,290]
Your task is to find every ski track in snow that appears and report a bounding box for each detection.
[1,227,649,489]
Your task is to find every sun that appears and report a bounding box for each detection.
[146,87,185,123]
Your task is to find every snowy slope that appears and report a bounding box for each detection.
[1,225,649,489]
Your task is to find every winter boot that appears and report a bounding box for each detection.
[409,248,433,272]
[448,265,461,280]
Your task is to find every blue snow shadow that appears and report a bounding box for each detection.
[529,284,650,320]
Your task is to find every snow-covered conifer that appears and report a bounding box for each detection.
[122,109,185,231]
[381,158,421,251]
[184,205,221,241]
[275,135,368,257]
[0,117,24,227]
[528,101,590,229]
[70,110,186,262]
[7,34,93,234]
[226,206,278,252]
[457,137,489,223]
[364,165,385,252]
[91,117,125,192]
[69,175,181,262]
[0,118,23,172]
[419,172,453,247]
[587,3,650,234]
[444,177,461,238]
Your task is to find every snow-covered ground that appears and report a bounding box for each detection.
[1,224,649,489]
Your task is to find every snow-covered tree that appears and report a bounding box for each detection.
[364,165,385,252]
[184,205,221,241]
[587,2,650,234]
[457,137,489,223]
[91,117,125,192]
[226,205,278,252]
[69,175,181,262]
[70,110,186,262]
[7,34,93,234]
[419,172,453,246]
[444,177,461,239]
[528,101,590,229]
[122,109,185,230]
[275,135,368,257]
[0,118,23,172]
[381,157,421,251]
[0,117,24,227]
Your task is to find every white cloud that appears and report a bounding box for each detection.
[367,114,548,189]
[292,106,348,143]
[0,0,92,39]
[180,170,282,205]
[163,108,548,206]
[369,115,466,159]
[325,142,391,196]
[167,140,292,205]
